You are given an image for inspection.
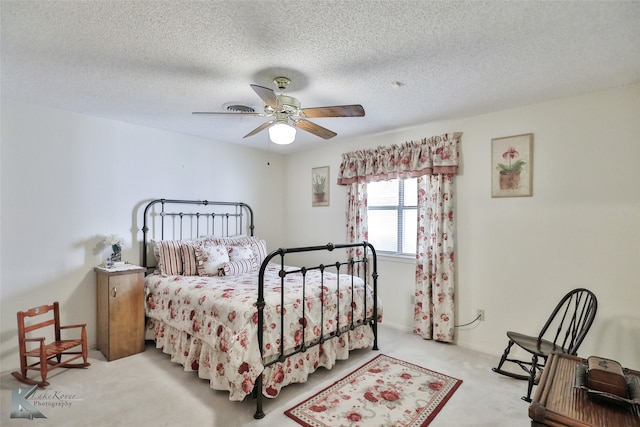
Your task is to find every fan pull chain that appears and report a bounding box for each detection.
[266,138,271,165]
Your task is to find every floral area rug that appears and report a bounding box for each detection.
[285,354,462,427]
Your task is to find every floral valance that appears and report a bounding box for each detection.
[337,132,461,185]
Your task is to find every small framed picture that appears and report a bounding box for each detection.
[312,166,330,207]
[491,133,533,198]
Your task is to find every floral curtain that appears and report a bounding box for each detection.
[345,183,368,276]
[414,173,456,342]
[337,132,461,343]
[336,133,460,185]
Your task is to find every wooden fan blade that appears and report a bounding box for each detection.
[299,104,365,118]
[293,119,337,139]
[192,111,263,116]
[243,120,274,138]
[250,84,279,109]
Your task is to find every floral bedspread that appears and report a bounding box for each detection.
[144,262,382,400]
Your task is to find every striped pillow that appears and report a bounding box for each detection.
[180,240,202,276]
[154,240,183,276]
[221,258,258,276]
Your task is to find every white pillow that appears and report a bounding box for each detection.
[194,244,229,276]
[228,245,254,261]
[213,236,268,265]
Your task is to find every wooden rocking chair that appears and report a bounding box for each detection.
[12,301,90,387]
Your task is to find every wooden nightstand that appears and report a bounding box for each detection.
[94,264,146,361]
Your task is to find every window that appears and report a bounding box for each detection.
[367,178,417,256]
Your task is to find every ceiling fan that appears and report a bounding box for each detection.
[193,77,365,144]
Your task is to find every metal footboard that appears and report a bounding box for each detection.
[253,242,379,419]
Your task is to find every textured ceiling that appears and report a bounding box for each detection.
[2,1,639,153]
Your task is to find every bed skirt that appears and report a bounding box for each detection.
[145,318,376,401]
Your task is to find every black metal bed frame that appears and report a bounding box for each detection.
[142,198,254,270]
[140,199,379,419]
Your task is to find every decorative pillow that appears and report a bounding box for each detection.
[227,244,254,261]
[180,240,201,276]
[249,239,268,264]
[221,258,259,276]
[194,244,229,276]
[179,236,217,275]
[217,237,267,262]
[153,240,183,276]
[212,235,253,246]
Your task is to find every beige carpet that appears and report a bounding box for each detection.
[0,325,531,426]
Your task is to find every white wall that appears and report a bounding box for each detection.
[0,100,286,372]
[284,83,640,368]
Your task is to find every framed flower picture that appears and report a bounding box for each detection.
[312,166,330,207]
[491,133,533,197]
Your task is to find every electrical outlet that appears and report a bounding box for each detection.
[477,309,485,321]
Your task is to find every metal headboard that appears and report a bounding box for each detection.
[141,199,254,269]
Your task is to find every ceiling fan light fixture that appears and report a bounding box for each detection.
[269,121,296,145]
[193,77,363,143]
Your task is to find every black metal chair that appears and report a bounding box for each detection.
[492,288,597,402]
